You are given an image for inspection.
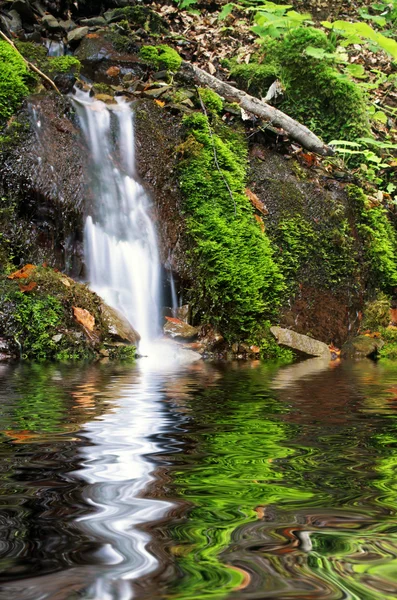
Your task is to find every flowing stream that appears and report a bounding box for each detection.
[73,89,161,354]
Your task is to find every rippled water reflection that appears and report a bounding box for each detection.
[0,359,397,599]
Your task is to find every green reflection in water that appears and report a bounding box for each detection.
[168,360,397,600]
[169,364,313,599]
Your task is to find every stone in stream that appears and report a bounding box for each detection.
[270,326,331,358]
[341,335,384,359]
[80,16,107,27]
[164,317,198,340]
[67,26,89,46]
[100,303,140,345]
[42,14,61,31]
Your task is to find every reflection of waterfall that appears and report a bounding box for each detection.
[74,364,173,600]
[73,90,161,354]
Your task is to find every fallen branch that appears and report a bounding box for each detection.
[181,62,333,157]
[0,30,61,95]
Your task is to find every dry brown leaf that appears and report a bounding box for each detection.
[7,264,36,280]
[60,277,71,287]
[208,62,216,74]
[73,306,95,332]
[19,281,37,293]
[154,99,165,107]
[246,188,268,215]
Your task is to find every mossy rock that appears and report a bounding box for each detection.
[0,266,137,362]
[139,45,182,72]
[105,6,167,33]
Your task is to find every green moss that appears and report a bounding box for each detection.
[378,326,397,361]
[0,41,30,121]
[48,55,81,74]
[139,44,182,72]
[231,28,370,142]
[230,63,279,97]
[178,112,285,341]
[15,41,47,63]
[254,321,294,363]
[105,31,135,54]
[348,185,397,290]
[362,293,391,331]
[271,214,358,295]
[197,88,223,113]
[110,6,165,33]
[108,344,136,361]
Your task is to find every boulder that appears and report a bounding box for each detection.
[164,317,198,340]
[59,19,77,32]
[341,335,384,359]
[7,10,23,32]
[67,26,89,46]
[173,304,191,323]
[270,326,331,358]
[100,303,140,345]
[42,14,61,31]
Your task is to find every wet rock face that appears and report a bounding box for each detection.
[0,93,87,275]
[248,145,362,346]
[134,100,188,278]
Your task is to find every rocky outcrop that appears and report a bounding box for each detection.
[270,326,331,358]
[100,303,140,345]
[0,93,87,276]
[164,317,198,340]
[341,336,384,359]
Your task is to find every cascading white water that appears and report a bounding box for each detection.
[73,89,161,354]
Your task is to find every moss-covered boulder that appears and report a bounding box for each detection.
[0,266,137,362]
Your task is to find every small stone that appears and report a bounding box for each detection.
[59,19,77,32]
[143,87,170,98]
[95,93,114,103]
[7,10,22,32]
[270,326,331,358]
[52,333,63,343]
[67,26,89,46]
[80,17,107,27]
[152,70,169,81]
[231,343,239,353]
[164,317,198,340]
[42,14,60,31]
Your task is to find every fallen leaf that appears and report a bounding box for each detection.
[154,99,165,107]
[60,277,71,287]
[87,33,99,39]
[19,281,37,293]
[73,306,95,332]
[250,345,260,353]
[208,62,216,75]
[246,188,268,215]
[390,308,397,325]
[7,264,36,280]
[106,66,120,78]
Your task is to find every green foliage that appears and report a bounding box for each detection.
[108,344,136,361]
[8,290,63,361]
[178,112,285,340]
[197,88,223,113]
[255,320,295,362]
[348,185,397,290]
[48,55,81,74]
[271,213,358,294]
[322,18,397,60]
[379,326,397,360]
[139,44,182,71]
[15,41,47,63]
[361,293,391,330]
[0,41,30,121]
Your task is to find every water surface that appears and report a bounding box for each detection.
[0,358,397,599]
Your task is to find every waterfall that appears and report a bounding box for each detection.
[73,90,161,354]
[169,270,178,315]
